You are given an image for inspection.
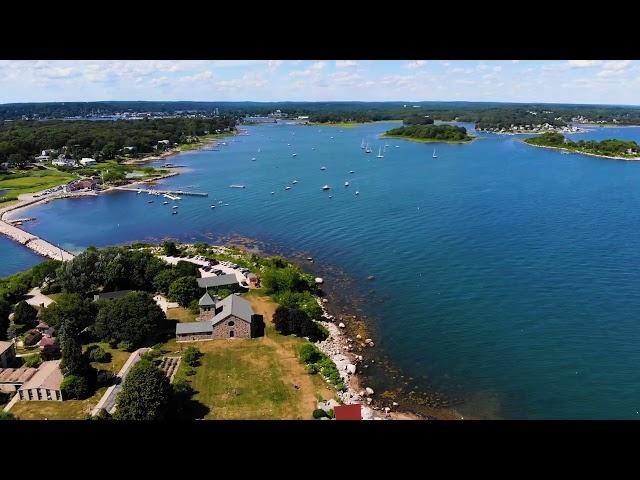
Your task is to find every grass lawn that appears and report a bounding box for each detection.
[46,292,65,303]
[10,388,106,420]
[166,306,197,323]
[167,292,336,420]
[0,168,76,202]
[84,342,131,374]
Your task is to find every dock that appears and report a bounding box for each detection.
[114,187,208,197]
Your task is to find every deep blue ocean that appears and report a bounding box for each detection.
[4,121,640,419]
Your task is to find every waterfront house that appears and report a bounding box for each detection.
[196,274,240,290]
[64,179,98,192]
[17,360,63,401]
[93,290,133,302]
[79,158,97,166]
[0,341,16,368]
[0,367,38,393]
[176,294,263,341]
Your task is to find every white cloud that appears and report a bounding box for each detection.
[493,66,503,72]
[289,62,327,78]
[602,60,631,71]
[568,60,602,68]
[329,71,363,85]
[405,60,427,69]
[179,71,214,83]
[335,60,358,68]
[268,60,284,71]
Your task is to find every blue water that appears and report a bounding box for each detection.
[0,235,44,277]
[6,121,640,419]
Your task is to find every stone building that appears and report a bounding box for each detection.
[176,294,263,342]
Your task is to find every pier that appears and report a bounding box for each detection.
[114,187,208,197]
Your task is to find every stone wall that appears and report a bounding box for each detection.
[211,315,251,339]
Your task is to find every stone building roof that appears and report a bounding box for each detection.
[211,294,254,326]
[176,321,214,335]
[0,367,38,384]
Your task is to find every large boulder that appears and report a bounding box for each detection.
[346,364,357,375]
[365,387,374,396]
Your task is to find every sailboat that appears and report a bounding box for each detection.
[432,148,438,158]
[360,139,366,149]
[377,146,384,158]
[365,143,372,153]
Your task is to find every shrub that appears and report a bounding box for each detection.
[117,341,133,352]
[87,345,111,363]
[23,329,42,346]
[96,369,116,387]
[312,409,328,419]
[299,343,323,365]
[61,374,90,400]
[0,411,16,420]
[183,346,202,367]
[23,353,42,368]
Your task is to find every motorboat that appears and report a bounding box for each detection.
[344,181,349,187]
[322,185,331,191]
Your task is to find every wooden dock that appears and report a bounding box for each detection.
[114,187,208,197]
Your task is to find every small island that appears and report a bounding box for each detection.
[381,124,474,144]
[524,132,640,160]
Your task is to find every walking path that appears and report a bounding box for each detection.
[25,287,55,308]
[90,347,150,416]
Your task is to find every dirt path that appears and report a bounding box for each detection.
[245,293,335,418]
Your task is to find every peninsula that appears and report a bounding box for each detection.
[524,132,640,160]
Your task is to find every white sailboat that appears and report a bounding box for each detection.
[377,146,384,158]
[432,148,438,158]
[365,143,372,153]
[360,139,365,149]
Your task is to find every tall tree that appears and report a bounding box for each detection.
[0,299,10,340]
[114,360,170,420]
[12,301,38,327]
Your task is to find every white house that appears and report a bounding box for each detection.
[52,158,77,168]
[79,158,97,166]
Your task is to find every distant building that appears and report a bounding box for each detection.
[34,154,51,162]
[0,341,16,368]
[176,294,263,341]
[17,360,64,401]
[196,274,240,290]
[79,158,97,166]
[93,290,133,302]
[158,140,170,145]
[52,158,77,168]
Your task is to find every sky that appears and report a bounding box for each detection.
[0,60,638,105]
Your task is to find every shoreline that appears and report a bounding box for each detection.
[380,133,476,144]
[522,140,640,161]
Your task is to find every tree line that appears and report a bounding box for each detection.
[0,116,236,165]
[385,124,471,141]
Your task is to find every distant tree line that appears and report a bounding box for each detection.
[525,132,640,157]
[0,116,236,165]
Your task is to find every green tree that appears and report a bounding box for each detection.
[113,360,170,420]
[0,299,10,340]
[152,268,180,294]
[56,247,102,295]
[94,291,165,347]
[182,346,202,367]
[60,374,90,400]
[161,241,180,256]
[168,276,200,307]
[41,293,96,332]
[12,301,37,327]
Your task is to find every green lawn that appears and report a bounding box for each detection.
[174,340,303,419]
[0,169,76,202]
[10,388,106,420]
[84,342,131,374]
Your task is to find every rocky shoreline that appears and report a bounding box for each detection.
[523,141,640,161]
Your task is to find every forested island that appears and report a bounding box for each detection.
[382,124,473,143]
[524,132,640,159]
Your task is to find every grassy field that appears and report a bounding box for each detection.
[0,168,76,202]
[166,306,197,323]
[170,292,335,420]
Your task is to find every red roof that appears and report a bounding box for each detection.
[334,403,362,420]
[38,336,56,348]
